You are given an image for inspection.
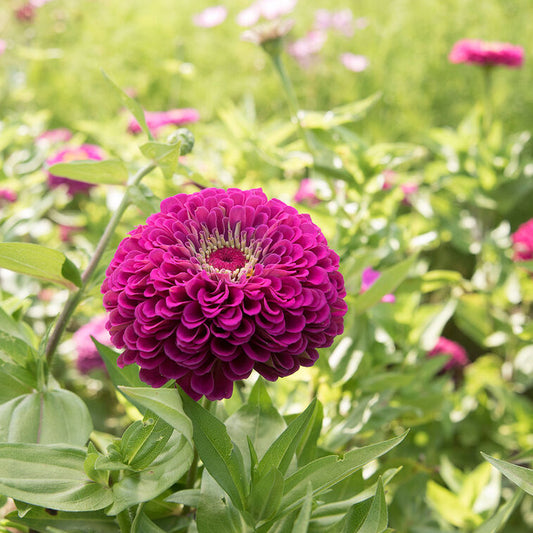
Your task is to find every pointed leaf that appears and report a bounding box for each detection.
[48,159,128,186]
[132,507,167,533]
[356,477,388,533]
[0,243,81,289]
[482,453,533,496]
[249,467,284,522]
[292,483,313,533]
[473,489,524,533]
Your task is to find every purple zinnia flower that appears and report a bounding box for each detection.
[193,6,227,28]
[102,188,347,401]
[340,52,369,72]
[73,316,111,374]
[512,218,533,262]
[360,267,395,303]
[46,144,104,197]
[449,39,524,68]
[128,108,200,136]
[427,337,469,372]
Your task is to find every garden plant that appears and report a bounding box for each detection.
[0,1,532,532]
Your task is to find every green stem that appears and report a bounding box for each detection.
[44,162,156,367]
[482,66,494,138]
[116,509,133,533]
[270,53,316,155]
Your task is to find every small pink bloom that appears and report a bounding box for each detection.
[59,224,81,242]
[0,40,6,56]
[288,30,327,67]
[428,337,470,371]
[360,267,395,303]
[128,108,200,135]
[512,218,533,262]
[340,52,369,72]
[314,9,354,37]
[400,182,418,205]
[294,178,320,205]
[37,128,73,145]
[449,39,524,68]
[73,316,111,374]
[237,0,297,26]
[46,144,104,197]
[30,0,53,6]
[14,3,35,22]
[236,6,261,27]
[0,188,17,203]
[193,6,227,28]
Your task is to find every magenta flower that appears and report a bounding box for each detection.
[0,189,17,204]
[102,188,347,401]
[449,39,524,68]
[14,3,35,22]
[237,0,297,27]
[427,337,469,372]
[193,6,227,28]
[128,108,200,136]
[340,52,369,72]
[37,128,73,145]
[73,316,111,374]
[46,144,104,197]
[288,30,327,67]
[294,178,320,205]
[512,218,533,261]
[360,267,395,303]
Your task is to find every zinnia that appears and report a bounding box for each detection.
[448,39,524,68]
[102,188,347,400]
[427,337,469,372]
[128,109,200,136]
[512,218,533,261]
[46,144,104,196]
[73,316,111,374]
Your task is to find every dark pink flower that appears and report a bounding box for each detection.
[427,337,469,371]
[449,39,524,68]
[0,189,17,204]
[37,128,73,145]
[288,30,327,67]
[102,188,347,401]
[73,316,111,374]
[512,218,533,261]
[14,3,35,22]
[128,108,200,135]
[193,6,227,28]
[46,144,104,197]
[294,178,320,205]
[360,267,395,303]
[340,52,369,72]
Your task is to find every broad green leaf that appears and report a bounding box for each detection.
[249,467,284,522]
[128,183,161,215]
[0,443,112,511]
[255,399,317,479]
[165,488,201,506]
[292,483,313,533]
[342,500,371,533]
[473,489,524,533]
[296,399,323,466]
[0,243,82,289]
[5,508,118,533]
[102,70,154,140]
[107,430,193,515]
[0,389,92,446]
[357,478,388,533]
[132,507,167,533]
[48,159,128,186]
[140,140,182,179]
[0,306,35,345]
[481,453,533,496]
[181,392,247,511]
[279,432,407,519]
[0,363,37,403]
[354,255,418,315]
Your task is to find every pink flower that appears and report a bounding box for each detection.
[59,225,81,243]
[340,52,369,72]
[294,178,320,205]
[449,39,524,68]
[0,40,6,56]
[237,0,297,27]
[46,144,104,197]
[512,218,533,261]
[360,267,395,303]
[427,337,470,372]
[288,30,327,67]
[193,6,227,28]
[14,3,36,22]
[37,128,73,145]
[102,188,347,401]
[128,108,200,136]
[73,316,111,374]
[314,9,355,37]
[400,182,418,205]
[0,189,17,204]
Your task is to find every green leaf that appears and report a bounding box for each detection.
[292,483,313,533]
[473,489,524,533]
[0,363,37,403]
[132,506,167,533]
[181,392,247,511]
[418,299,458,351]
[0,243,82,289]
[249,467,284,522]
[48,159,128,186]
[140,140,182,179]
[353,255,418,315]
[0,389,93,446]
[102,70,154,140]
[165,488,201,506]
[0,443,113,511]
[356,477,388,533]
[481,453,533,496]
[279,432,407,520]
[255,399,317,479]
[0,306,35,346]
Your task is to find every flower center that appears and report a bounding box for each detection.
[207,247,246,271]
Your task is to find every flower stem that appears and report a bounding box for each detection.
[116,509,133,532]
[482,66,494,137]
[44,161,156,367]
